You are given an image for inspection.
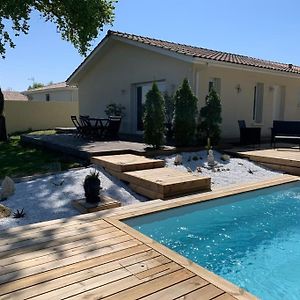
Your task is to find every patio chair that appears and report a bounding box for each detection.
[79,115,97,138]
[238,120,261,146]
[71,116,84,138]
[103,116,122,140]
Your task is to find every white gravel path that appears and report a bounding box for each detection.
[157,150,284,190]
[0,166,145,230]
[0,150,284,230]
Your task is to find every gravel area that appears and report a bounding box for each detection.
[0,166,145,230]
[1,150,284,230]
[158,150,283,190]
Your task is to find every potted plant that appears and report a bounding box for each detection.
[83,170,102,204]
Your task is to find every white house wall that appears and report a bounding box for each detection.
[78,40,193,133]
[198,65,300,138]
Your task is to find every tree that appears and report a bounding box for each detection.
[199,88,222,145]
[174,78,198,146]
[0,88,8,141]
[143,83,165,149]
[0,0,116,58]
[28,82,45,90]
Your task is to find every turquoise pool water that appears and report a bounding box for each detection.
[125,182,300,300]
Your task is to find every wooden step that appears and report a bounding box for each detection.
[125,168,211,199]
[91,154,165,172]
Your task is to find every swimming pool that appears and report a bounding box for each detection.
[125,181,300,300]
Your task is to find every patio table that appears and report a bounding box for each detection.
[88,118,109,139]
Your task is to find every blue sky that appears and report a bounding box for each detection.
[1,0,300,91]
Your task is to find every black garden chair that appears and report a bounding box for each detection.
[238,120,261,146]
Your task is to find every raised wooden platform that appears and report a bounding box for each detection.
[92,154,211,199]
[72,195,121,214]
[91,154,165,172]
[125,168,211,199]
[227,147,300,176]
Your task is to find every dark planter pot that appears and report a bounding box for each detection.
[83,177,101,204]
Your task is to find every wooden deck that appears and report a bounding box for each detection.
[227,147,300,175]
[0,216,246,300]
[93,154,211,199]
[3,176,298,300]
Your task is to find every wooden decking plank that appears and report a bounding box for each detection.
[213,293,237,300]
[64,265,186,300]
[0,229,125,269]
[124,255,171,275]
[101,268,194,300]
[1,214,106,236]
[140,276,208,300]
[176,283,224,300]
[2,251,164,300]
[0,220,112,253]
[0,244,150,296]
[0,238,141,285]
[134,261,181,280]
[0,223,116,259]
[30,267,134,300]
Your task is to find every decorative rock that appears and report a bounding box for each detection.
[0,204,11,218]
[174,154,183,165]
[196,166,202,173]
[0,176,15,200]
[221,154,230,162]
[207,149,215,168]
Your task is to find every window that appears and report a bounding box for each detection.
[253,83,264,123]
[208,78,221,95]
[46,94,50,101]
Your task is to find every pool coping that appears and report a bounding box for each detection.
[103,174,300,300]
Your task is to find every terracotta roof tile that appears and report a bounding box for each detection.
[109,30,300,75]
[3,91,28,101]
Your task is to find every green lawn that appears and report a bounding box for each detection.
[0,133,83,179]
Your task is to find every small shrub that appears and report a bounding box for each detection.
[13,208,25,218]
[192,156,199,161]
[143,83,165,149]
[105,103,126,117]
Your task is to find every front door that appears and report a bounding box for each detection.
[135,81,166,132]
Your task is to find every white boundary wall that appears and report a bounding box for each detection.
[5,101,78,134]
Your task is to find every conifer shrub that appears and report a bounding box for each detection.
[199,88,222,145]
[174,78,198,146]
[143,83,165,149]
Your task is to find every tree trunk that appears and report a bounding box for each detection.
[0,116,8,141]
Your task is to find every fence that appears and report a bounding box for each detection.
[5,101,79,134]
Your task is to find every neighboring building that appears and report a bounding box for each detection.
[67,30,300,138]
[3,91,28,101]
[23,82,78,102]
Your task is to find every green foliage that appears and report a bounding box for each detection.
[0,134,82,178]
[27,82,45,90]
[199,88,222,145]
[85,170,100,180]
[0,88,4,116]
[164,91,174,124]
[174,78,198,146]
[104,103,126,117]
[143,83,165,149]
[0,0,116,58]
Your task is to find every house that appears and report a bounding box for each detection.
[67,30,300,139]
[3,91,28,101]
[23,82,78,102]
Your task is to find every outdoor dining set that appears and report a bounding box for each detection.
[71,115,122,140]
